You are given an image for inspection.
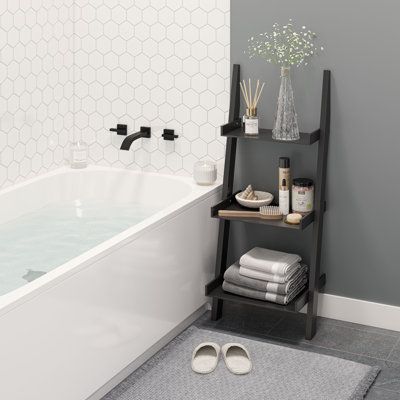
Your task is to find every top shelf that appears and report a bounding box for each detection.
[221,121,320,145]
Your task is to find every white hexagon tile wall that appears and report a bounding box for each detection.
[0,0,75,189]
[0,0,230,189]
[74,0,230,176]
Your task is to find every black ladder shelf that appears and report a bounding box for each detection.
[205,64,331,340]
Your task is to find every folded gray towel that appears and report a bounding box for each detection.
[239,247,301,275]
[239,263,301,283]
[224,262,308,295]
[222,281,306,305]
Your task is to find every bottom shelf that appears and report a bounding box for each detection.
[208,284,309,313]
[206,274,326,314]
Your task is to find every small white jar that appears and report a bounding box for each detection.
[193,161,217,185]
[292,178,314,213]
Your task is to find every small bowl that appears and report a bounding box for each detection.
[235,190,274,209]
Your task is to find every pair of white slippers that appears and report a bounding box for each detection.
[191,342,252,375]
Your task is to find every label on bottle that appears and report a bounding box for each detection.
[279,190,290,215]
[292,186,314,212]
[279,168,291,190]
[244,117,259,135]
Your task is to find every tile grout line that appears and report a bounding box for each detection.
[205,323,393,364]
[386,336,400,361]
[263,332,397,364]
[374,387,400,394]
[322,319,400,339]
[198,312,400,362]
[265,314,287,335]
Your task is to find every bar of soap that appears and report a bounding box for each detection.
[286,213,302,224]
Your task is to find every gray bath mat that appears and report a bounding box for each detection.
[103,326,379,400]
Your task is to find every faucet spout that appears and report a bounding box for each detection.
[120,127,151,150]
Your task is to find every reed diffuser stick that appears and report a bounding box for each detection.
[253,80,260,109]
[248,78,252,111]
[242,80,250,108]
[254,82,265,107]
[239,82,250,108]
[240,78,266,117]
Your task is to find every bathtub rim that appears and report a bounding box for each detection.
[0,166,222,316]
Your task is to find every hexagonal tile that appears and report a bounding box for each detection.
[191,106,208,125]
[174,104,191,124]
[150,150,166,169]
[208,140,225,161]
[182,121,200,142]
[104,145,118,163]
[200,123,217,143]
[191,9,207,28]
[182,153,197,173]
[166,88,182,106]
[0,0,230,187]
[166,152,182,171]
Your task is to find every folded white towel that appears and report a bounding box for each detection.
[239,247,301,276]
[239,263,301,284]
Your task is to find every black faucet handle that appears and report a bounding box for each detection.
[110,124,128,136]
[162,129,179,141]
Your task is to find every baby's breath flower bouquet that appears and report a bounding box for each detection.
[248,20,323,141]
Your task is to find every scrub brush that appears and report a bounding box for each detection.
[218,205,283,220]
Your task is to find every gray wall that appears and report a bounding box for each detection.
[230,0,400,306]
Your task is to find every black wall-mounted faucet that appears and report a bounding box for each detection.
[109,124,127,136]
[162,129,179,141]
[120,127,151,150]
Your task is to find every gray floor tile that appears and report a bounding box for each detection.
[388,339,400,363]
[268,313,398,360]
[373,361,400,393]
[365,388,400,399]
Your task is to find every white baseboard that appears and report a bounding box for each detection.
[303,293,400,332]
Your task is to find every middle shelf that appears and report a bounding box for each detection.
[211,192,315,230]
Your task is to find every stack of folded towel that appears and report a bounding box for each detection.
[222,247,308,305]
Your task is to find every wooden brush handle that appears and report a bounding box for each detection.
[218,209,283,220]
[218,210,260,218]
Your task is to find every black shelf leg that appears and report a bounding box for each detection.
[210,64,240,321]
[305,70,331,340]
[211,298,224,320]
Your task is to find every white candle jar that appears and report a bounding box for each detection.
[193,161,217,185]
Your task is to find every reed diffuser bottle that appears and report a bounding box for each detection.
[240,79,265,136]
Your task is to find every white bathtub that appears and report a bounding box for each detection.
[0,166,221,400]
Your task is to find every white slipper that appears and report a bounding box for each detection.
[222,343,252,375]
[191,342,220,374]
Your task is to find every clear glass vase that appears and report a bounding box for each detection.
[272,66,300,141]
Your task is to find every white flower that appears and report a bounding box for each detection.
[247,20,323,67]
